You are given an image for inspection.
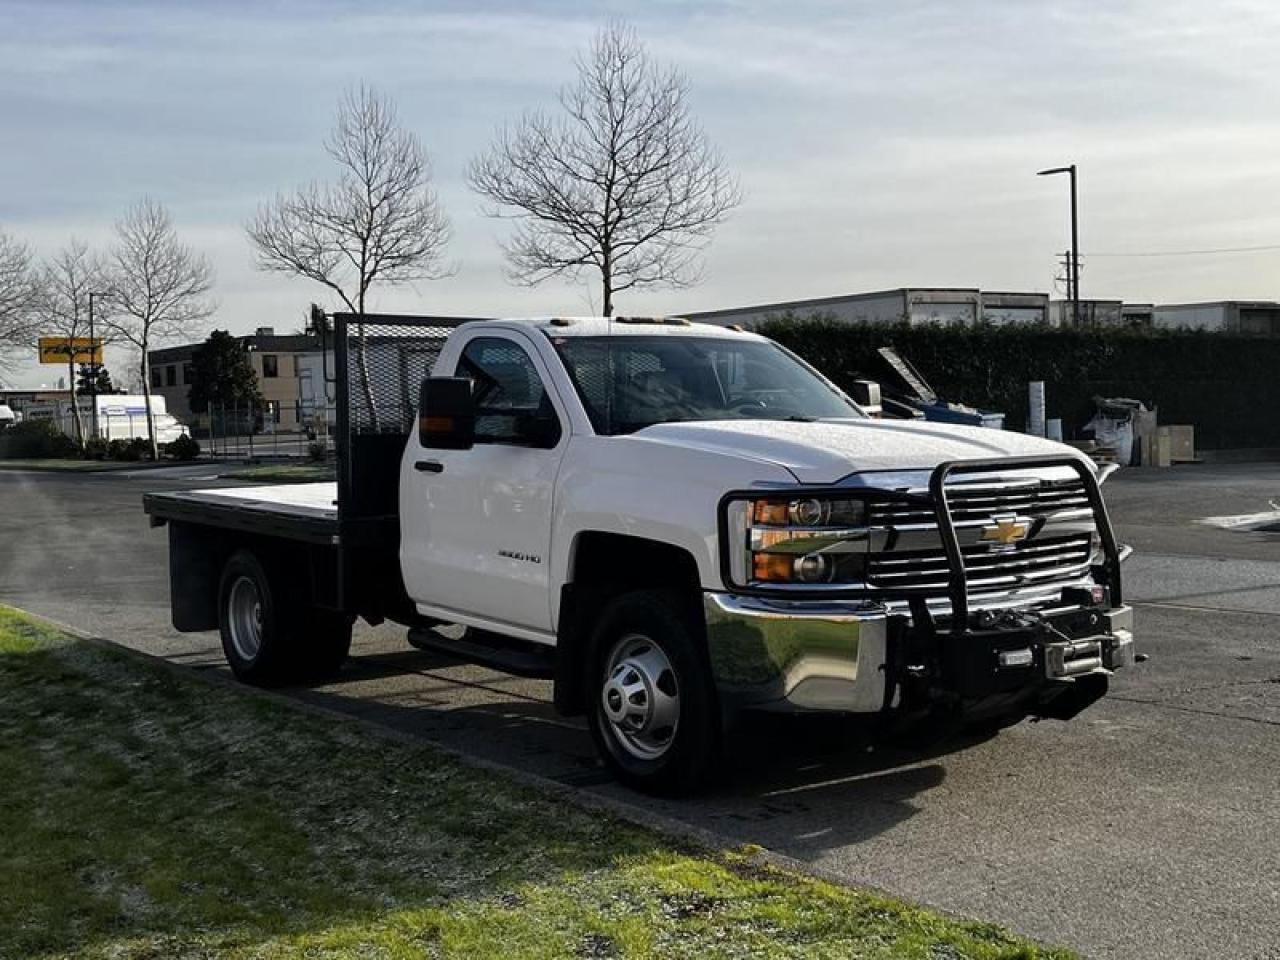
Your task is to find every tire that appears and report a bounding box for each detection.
[218,550,293,686]
[217,551,353,686]
[586,590,720,795]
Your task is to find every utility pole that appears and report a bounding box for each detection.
[1056,251,1073,311]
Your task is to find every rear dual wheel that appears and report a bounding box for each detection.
[218,550,352,686]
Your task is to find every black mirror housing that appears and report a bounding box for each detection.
[515,411,562,449]
[419,377,475,449]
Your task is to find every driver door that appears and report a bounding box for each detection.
[401,332,567,635]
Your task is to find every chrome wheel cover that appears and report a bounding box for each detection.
[227,575,264,662]
[600,633,680,761]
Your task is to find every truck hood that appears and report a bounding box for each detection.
[632,418,1091,485]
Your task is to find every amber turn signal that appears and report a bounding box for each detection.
[752,500,790,526]
[752,552,794,581]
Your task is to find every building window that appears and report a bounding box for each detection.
[151,366,162,388]
[262,355,279,378]
[182,362,194,385]
[165,365,177,387]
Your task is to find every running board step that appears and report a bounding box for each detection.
[406,626,554,679]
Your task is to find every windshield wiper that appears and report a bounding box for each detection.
[781,415,818,422]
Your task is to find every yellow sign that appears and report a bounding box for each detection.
[38,337,103,365]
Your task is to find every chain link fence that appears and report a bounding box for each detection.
[199,400,339,460]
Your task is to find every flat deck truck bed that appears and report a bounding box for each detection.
[145,477,410,634]
[145,483,340,544]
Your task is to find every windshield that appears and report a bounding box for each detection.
[549,335,862,436]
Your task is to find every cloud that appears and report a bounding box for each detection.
[1,0,1279,388]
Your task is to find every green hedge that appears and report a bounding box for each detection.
[0,420,80,459]
[759,316,1280,450]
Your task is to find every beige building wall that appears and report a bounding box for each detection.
[149,356,195,421]
[250,350,304,430]
[148,339,318,432]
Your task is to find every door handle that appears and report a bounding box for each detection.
[414,460,444,474]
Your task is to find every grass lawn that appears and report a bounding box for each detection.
[0,606,1074,960]
[219,462,336,483]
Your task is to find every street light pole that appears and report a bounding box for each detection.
[1038,164,1080,326]
[88,291,99,440]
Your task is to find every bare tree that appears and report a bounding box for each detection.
[247,84,451,428]
[36,239,109,445]
[0,229,37,384]
[468,22,742,315]
[105,199,215,459]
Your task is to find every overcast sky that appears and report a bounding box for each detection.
[3,0,1280,386]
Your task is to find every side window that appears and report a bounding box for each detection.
[455,337,560,447]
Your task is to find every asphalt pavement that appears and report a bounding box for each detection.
[2,461,1278,959]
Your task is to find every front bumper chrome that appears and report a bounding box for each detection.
[703,593,889,713]
[704,591,1135,715]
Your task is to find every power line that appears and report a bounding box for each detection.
[1086,243,1280,258]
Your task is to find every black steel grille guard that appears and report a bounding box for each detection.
[716,454,1123,625]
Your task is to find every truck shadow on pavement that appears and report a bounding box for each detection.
[285,644,966,855]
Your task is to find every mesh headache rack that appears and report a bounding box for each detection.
[327,312,485,524]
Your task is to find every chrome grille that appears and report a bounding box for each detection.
[869,477,1091,527]
[867,533,1093,591]
[866,473,1098,597]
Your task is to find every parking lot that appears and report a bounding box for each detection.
[2,461,1278,959]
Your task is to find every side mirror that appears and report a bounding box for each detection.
[849,379,883,418]
[418,377,474,450]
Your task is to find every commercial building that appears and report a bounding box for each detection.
[148,327,319,431]
[0,388,73,418]
[685,288,1051,329]
[1152,301,1280,335]
[1049,298,1124,327]
[1121,303,1155,327]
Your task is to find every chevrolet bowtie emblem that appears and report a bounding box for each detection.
[981,516,1030,546]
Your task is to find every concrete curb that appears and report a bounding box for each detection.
[0,458,232,474]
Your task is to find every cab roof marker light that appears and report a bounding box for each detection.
[612,316,690,326]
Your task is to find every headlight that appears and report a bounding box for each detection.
[725,495,877,588]
[752,497,867,528]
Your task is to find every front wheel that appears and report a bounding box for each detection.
[586,590,720,795]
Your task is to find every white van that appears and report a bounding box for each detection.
[24,395,189,443]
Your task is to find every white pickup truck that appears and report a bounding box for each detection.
[145,313,1134,792]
